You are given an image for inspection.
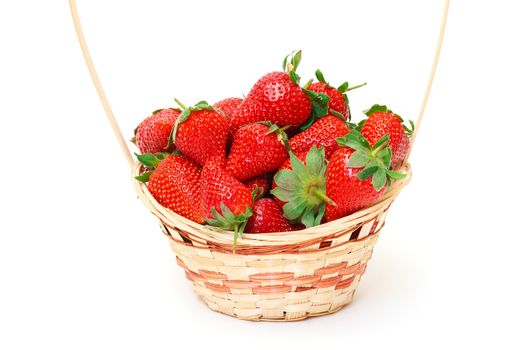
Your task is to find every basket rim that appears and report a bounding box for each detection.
[132,161,411,246]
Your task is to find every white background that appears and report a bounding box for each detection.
[1,0,524,349]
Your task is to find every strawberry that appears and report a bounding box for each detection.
[170,100,229,166]
[133,108,180,154]
[302,69,366,129]
[272,146,333,227]
[243,174,272,198]
[135,152,203,224]
[361,104,411,169]
[229,51,328,132]
[214,97,243,118]
[289,115,350,160]
[201,158,253,249]
[245,198,293,233]
[226,123,289,181]
[325,130,406,221]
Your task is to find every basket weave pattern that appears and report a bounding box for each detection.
[134,162,410,321]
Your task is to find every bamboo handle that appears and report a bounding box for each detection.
[68,0,134,168]
[68,0,449,169]
[403,0,449,165]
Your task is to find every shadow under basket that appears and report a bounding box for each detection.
[133,162,412,321]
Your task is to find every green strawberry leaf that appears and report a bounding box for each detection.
[329,109,346,121]
[371,134,390,152]
[283,196,307,220]
[404,119,415,138]
[337,81,349,92]
[271,186,293,202]
[135,153,161,169]
[251,185,265,202]
[336,130,370,152]
[302,208,315,228]
[386,170,407,180]
[315,69,327,84]
[299,115,316,131]
[314,203,326,226]
[289,70,300,84]
[302,90,330,129]
[356,165,379,180]
[205,204,253,252]
[347,151,370,168]
[135,171,152,183]
[372,167,387,191]
[363,104,388,117]
[274,169,299,191]
[377,147,392,168]
[305,146,324,177]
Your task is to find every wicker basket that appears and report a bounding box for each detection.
[69,0,448,321]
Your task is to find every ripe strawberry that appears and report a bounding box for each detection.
[245,198,293,233]
[325,130,406,221]
[214,97,243,118]
[201,158,253,249]
[243,174,272,198]
[226,123,289,181]
[302,69,366,128]
[133,108,180,154]
[229,51,328,132]
[361,104,411,169]
[272,146,333,227]
[135,153,203,223]
[170,100,229,166]
[289,115,350,159]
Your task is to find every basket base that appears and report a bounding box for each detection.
[199,289,356,322]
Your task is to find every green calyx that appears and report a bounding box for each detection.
[251,186,265,202]
[168,99,215,147]
[205,203,253,252]
[271,146,333,228]
[336,130,406,191]
[134,152,171,182]
[282,50,302,84]
[305,69,367,127]
[301,89,330,130]
[130,125,139,145]
[363,104,414,138]
[259,122,291,150]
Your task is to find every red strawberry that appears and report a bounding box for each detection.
[243,174,272,197]
[361,105,411,169]
[325,130,406,221]
[271,146,333,227]
[226,123,288,181]
[289,115,350,159]
[134,108,180,154]
[214,97,243,118]
[201,158,253,249]
[229,52,328,132]
[245,198,293,233]
[302,69,366,128]
[135,153,203,223]
[171,100,229,166]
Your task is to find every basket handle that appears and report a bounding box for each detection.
[68,0,449,170]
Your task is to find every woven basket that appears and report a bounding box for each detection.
[69,0,448,321]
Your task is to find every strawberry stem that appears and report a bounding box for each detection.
[173,98,187,110]
[346,82,367,91]
[311,188,335,206]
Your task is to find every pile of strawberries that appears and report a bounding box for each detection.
[133,51,411,247]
